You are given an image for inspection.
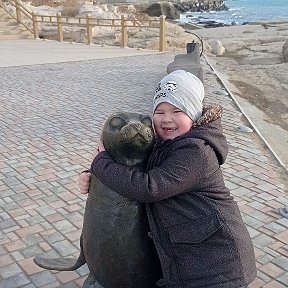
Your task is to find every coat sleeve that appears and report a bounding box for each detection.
[91,141,213,202]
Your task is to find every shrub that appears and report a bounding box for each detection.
[62,0,83,17]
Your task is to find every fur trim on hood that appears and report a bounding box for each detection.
[193,104,223,128]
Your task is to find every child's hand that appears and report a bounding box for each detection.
[78,171,91,194]
[80,141,105,194]
[92,140,106,159]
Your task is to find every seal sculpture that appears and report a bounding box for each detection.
[34,112,162,288]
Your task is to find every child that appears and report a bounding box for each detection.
[79,70,256,288]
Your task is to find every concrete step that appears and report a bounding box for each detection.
[0,25,29,31]
[0,20,20,27]
[0,33,33,40]
[0,7,33,40]
[0,14,19,23]
[0,29,32,35]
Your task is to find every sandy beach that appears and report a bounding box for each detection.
[195,21,288,131]
[192,21,288,169]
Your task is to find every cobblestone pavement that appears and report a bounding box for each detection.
[0,52,288,288]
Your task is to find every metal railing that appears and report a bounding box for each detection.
[0,0,166,51]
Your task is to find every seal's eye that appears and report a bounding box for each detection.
[140,117,152,127]
[110,117,126,129]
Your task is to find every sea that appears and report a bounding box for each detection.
[179,0,288,26]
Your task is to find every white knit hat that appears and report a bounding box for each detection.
[153,70,205,121]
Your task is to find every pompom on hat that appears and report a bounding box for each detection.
[153,70,205,121]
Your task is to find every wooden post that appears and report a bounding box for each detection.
[159,15,166,52]
[15,0,22,22]
[121,15,128,48]
[86,14,92,45]
[32,12,39,39]
[57,12,63,42]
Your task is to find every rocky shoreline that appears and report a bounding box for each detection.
[140,1,228,18]
[140,1,233,28]
[174,0,227,13]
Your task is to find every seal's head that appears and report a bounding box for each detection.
[101,112,155,168]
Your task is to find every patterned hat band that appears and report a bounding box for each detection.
[153,70,205,121]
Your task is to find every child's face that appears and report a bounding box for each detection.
[153,102,193,140]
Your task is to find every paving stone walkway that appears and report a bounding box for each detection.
[0,51,287,287]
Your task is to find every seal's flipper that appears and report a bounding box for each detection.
[33,255,85,271]
[34,235,86,271]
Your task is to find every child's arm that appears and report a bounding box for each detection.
[91,140,214,203]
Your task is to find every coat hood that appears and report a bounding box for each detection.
[189,104,228,165]
[188,120,228,165]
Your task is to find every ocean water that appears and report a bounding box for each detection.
[180,0,288,26]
